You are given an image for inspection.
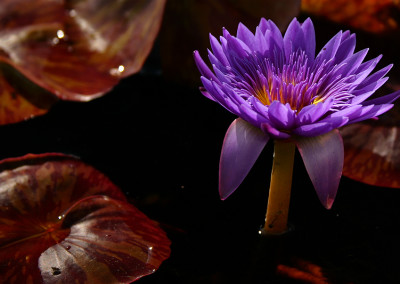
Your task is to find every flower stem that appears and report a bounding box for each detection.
[263,140,295,234]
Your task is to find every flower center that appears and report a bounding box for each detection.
[230,48,354,113]
[253,50,316,111]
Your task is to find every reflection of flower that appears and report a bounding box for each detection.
[194,18,399,213]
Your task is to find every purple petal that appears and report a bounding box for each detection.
[210,34,229,66]
[301,18,316,61]
[326,104,363,117]
[237,103,262,127]
[348,104,394,124]
[265,20,284,46]
[297,99,334,124]
[207,49,226,72]
[355,55,381,76]
[200,77,226,103]
[224,34,251,60]
[336,48,369,77]
[260,123,291,139]
[295,130,344,209]
[258,18,269,33]
[351,77,389,105]
[199,87,216,101]
[334,33,356,62]
[219,118,269,199]
[354,64,392,91]
[193,50,219,83]
[200,77,241,114]
[283,18,302,59]
[237,22,255,50]
[343,55,383,89]
[267,101,295,129]
[254,26,268,54]
[362,90,400,105]
[314,31,342,65]
[293,117,348,137]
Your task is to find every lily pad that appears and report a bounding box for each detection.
[0,153,171,283]
[301,0,400,34]
[341,123,400,188]
[0,0,166,125]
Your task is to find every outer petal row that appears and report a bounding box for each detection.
[220,119,345,210]
[219,118,269,199]
[296,129,344,209]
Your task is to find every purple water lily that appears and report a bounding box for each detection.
[194,17,399,210]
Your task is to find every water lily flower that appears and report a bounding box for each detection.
[193,17,399,234]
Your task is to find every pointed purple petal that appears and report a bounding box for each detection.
[295,130,344,209]
[351,77,389,105]
[237,103,263,129]
[267,101,295,129]
[219,118,269,199]
[334,33,356,62]
[283,18,302,59]
[297,99,334,124]
[348,104,394,124]
[199,87,216,101]
[200,78,241,115]
[254,26,268,54]
[355,64,392,91]
[337,48,369,77]
[237,22,255,50]
[363,90,400,105]
[224,34,251,60]
[301,18,316,61]
[193,50,220,83]
[210,34,229,66]
[293,117,348,137]
[314,31,342,65]
[258,18,269,33]
[261,123,291,139]
[325,104,363,119]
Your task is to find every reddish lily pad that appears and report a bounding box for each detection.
[301,0,400,34]
[341,123,400,188]
[277,258,329,283]
[160,0,300,85]
[0,153,171,283]
[0,0,166,125]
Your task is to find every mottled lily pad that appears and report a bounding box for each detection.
[341,123,400,188]
[0,153,171,283]
[301,0,400,34]
[0,0,166,125]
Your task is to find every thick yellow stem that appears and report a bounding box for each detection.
[263,140,295,234]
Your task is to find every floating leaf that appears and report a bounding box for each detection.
[0,153,170,283]
[0,0,166,125]
[341,123,400,188]
[277,258,329,284]
[301,0,400,34]
[160,0,301,85]
[0,64,59,125]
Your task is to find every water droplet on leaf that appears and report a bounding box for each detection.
[56,30,65,39]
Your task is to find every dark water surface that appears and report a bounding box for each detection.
[2,52,400,284]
